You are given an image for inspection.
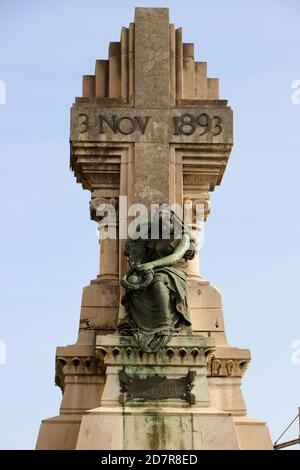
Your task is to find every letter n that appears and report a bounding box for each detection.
[99,115,117,134]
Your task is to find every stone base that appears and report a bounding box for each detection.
[35,332,273,450]
[36,411,274,450]
[234,416,273,450]
[36,414,82,450]
[74,334,244,450]
[76,406,240,450]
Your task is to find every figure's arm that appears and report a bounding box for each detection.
[140,233,190,270]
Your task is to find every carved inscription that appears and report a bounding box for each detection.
[100,115,151,135]
[78,113,151,135]
[77,112,224,137]
[78,113,89,134]
[173,113,222,136]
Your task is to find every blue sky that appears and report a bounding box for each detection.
[0,0,300,449]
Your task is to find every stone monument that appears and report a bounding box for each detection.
[36,8,273,450]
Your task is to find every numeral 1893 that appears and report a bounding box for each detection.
[173,113,222,136]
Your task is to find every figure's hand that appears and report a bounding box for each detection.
[138,262,155,271]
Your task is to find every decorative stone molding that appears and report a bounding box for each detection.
[70,142,124,192]
[207,355,250,378]
[79,318,96,330]
[90,196,119,222]
[55,356,105,392]
[95,335,215,367]
[78,13,222,105]
[184,196,210,223]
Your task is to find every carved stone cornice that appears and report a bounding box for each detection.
[207,348,251,378]
[70,142,129,193]
[95,335,215,367]
[55,356,105,392]
[90,196,119,222]
[183,196,210,223]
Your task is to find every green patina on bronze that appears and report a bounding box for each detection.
[119,211,196,353]
[119,370,196,404]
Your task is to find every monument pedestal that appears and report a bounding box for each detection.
[76,407,240,450]
[75,335,240,450]
[36,280,273,450]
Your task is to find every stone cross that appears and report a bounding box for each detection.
[70,7,232,284]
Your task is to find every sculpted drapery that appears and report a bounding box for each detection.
[119,210,196,352]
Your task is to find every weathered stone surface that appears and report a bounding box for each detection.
[76,413,123,450]
[124,414,193,450]
[193,412,239,449]
[134,8,170,108]
[59,374,104,414]
[75,407,241,450]
[187,282,223,308]
[96,334,215,365]
[36,415,82,450]
[81,282,119,308]
[80,307,118,330]
[78,280,120,330]
[70,105,233,145]
[134,142,170,206]
[234,417,273,450]
[95,335,213,409]
[208,377,248,415]
[190,308,225,332]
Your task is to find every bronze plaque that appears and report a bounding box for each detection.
[119,370,196,404]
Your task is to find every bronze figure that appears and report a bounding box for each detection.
[119,210,196,352]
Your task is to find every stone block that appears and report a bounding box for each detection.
[124,414,193,450]
[36,415,82,450]
[79,281,120,330]
[208,377,247,416]
[60,376,104,414]
[187,282,222,308]
[75,407,242,450]
[81,281,119,308]
[234,417,273,450]
[190,308,225,332]
[193,412,239,449]
[70,104,233,145]
[134,142,170,206]
[76,412,123,450]
[209,332,228,346]
[134,8,170,108]
[80,307,118,330]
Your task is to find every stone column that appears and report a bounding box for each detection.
[90,196,119,280]
[184,196,210,279]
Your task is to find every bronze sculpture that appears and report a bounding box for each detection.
[119,210,196,352]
